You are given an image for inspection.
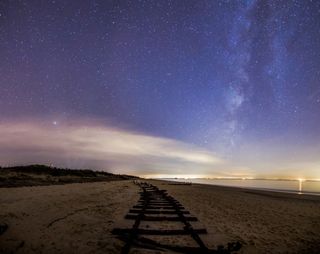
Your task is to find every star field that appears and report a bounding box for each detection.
[1,1,320,178]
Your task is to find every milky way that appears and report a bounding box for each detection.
[1,1,320,178]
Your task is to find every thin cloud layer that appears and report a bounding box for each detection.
[0,120,223,176]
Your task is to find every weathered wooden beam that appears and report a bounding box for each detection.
[125,214,198,221]
[112,228,207,235]
[129,209,190,214]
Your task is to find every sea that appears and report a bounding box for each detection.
[162,178,320,195]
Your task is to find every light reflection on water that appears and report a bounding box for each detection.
[167,178,320,195]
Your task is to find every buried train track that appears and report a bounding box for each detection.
[112,182,241,253]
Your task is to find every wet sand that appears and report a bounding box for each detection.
[1,179,320,253]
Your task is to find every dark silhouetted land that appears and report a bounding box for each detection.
[0,164,138,188]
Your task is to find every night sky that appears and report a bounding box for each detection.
[1,1,320,179]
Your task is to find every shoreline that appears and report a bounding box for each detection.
[156,178,320,197]
[193,183,320,199]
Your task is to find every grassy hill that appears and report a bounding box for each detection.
[0,164,138,187]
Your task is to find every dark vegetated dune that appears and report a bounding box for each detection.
[0,164,138,188]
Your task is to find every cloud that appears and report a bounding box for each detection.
[0,119,223,176]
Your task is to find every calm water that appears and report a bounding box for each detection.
[164,178,320,195]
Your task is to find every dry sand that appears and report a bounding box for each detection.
[1,179,320,253]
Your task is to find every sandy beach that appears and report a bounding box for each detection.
[1,180,320,253]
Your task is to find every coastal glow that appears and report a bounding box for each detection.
[0,119,319,179]
[143,174,206,179]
